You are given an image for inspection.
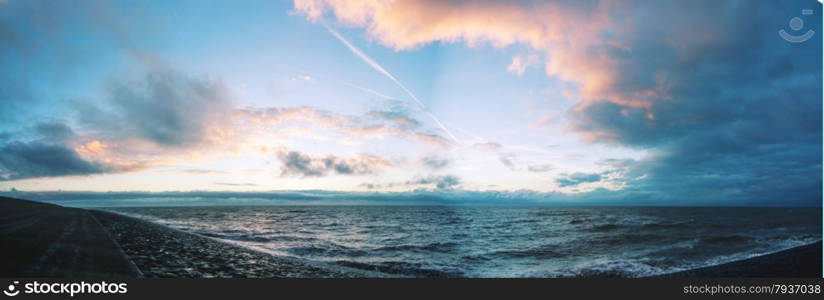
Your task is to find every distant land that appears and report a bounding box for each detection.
[1,190,821,207]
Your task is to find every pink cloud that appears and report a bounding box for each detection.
[293,0,669,114]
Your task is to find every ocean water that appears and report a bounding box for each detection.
[104,206,821,277]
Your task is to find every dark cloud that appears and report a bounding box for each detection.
[0,140,108,181]
[81,68,232,147]
[498,153,517,171]
[420,155,450,170]
[361,175,461,191]
[277,150,391,177]
[409,175,461,190]
[33,122,76,142]
[555,172,602,187]
[564,1,822,205]
[0,121,125,181]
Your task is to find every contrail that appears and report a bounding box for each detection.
[323,23,459,143]
[324,24,426,108]
[345,83,399,101]
[422,111,459,142]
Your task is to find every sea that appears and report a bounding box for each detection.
[102,206,821,277]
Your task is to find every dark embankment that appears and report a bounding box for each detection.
[657,241,822,278]
[0,197,140,277]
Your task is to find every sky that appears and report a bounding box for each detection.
[0,0,821,206]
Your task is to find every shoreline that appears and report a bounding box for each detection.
[90,209,388,278]
[654,241,822,278]
[2,196,821,278]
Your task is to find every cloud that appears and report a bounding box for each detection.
[362,174,461,191]
[0,0,165,128]
[409,132,454,149]
[561,2,822,205]
[293,0,624,107]
[324,23,423,107]
[527,164,553,173]
[82,67,233,148]
[507,54,540,76]
[498,153,517,171]
[237,106,454,149]
[290,75,315,83]
[298,0,822,205]
[0,122,112,181]
[420,155,450,170]
[33,122,76,142]
[0,4,238,180]
[470,141,520,171]
[277,149,391,177]
[2,90,452,182]
[473,142,502,151]
[555,172,602,187]
[410,175,460,190]
[0,141,109,181]
[322,23,459,142]
[368,110,420,128]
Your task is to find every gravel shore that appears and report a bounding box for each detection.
[90,210,386,278]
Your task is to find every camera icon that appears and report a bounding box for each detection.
[3,281,20,297]
[779,9,815,43]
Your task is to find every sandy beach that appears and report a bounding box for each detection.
[1,196,820,278]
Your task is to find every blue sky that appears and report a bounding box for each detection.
[0,0,821,206]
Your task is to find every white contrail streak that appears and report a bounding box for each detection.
[324,24,427,109]
[345,83,399,101]
[423,111,459,142]
[324,23,459,143]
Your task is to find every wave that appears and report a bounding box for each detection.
[641,222,688,229]
[195,231,316,243]
[698,235,754,245]
[585,224,626,232]
[506,218,541,224]
[375,242,459,253]
[597,234,665,246]
[538,259,665,278]
[286,244,367,257]
[490,245,567,259]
